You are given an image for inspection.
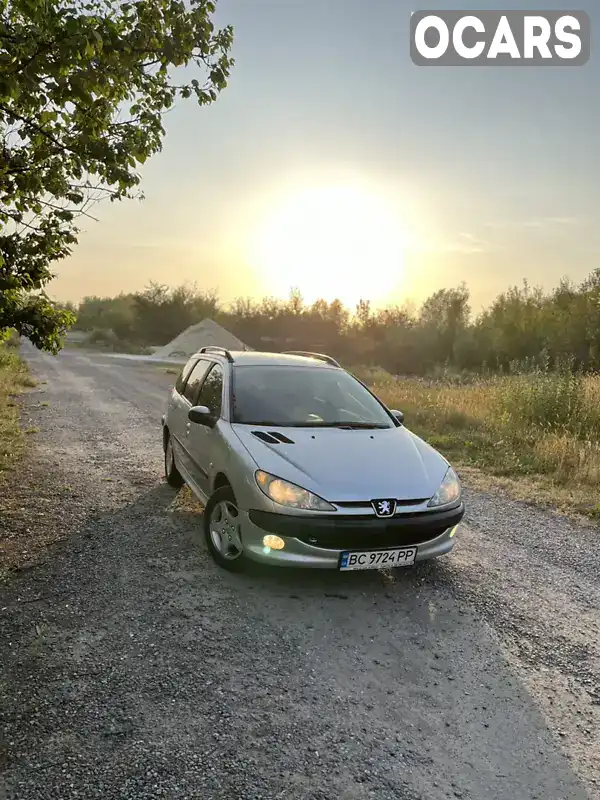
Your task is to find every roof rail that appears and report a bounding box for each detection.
[282,350,341,368]
[198,346,234,363]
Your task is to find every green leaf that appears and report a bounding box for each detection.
[0,0,233,352]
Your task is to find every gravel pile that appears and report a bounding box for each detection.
[152,319,250,360]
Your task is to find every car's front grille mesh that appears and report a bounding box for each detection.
[334,499,429,509]
[296,522,449,550]
[248,504,464,553]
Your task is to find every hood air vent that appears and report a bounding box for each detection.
[251,431,295,445]
[269,431,295,444]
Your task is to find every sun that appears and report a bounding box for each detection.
[252,182,407,309]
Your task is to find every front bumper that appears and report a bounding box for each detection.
[238,502,465,568]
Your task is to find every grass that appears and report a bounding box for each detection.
[354,365,600,519]
[0,342,36,476]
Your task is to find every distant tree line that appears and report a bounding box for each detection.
[64,269,600,375]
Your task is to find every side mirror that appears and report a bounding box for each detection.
[188,405,214,426]
[390,409,404,425]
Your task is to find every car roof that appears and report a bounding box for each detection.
[194,350,340,369]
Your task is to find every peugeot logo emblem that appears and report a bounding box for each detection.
[371,499,397,518]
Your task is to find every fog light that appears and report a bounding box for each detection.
[448,526,457,538]
[263,534,285,550]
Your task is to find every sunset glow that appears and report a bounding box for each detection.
[252,183,408,308]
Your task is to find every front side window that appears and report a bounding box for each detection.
[231,366,393,428]
[183,360,211,404]
[197,364,224,417]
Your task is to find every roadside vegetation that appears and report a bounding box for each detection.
[66,272,600,518]
[69,270,600,377]
[0,336,35,476]
[359,365,600,517]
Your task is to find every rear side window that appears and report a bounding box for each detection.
[183,360,211,404]
[175,357,198,394]
[197,364,224,417]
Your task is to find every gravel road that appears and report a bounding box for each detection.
[1,344,599,800]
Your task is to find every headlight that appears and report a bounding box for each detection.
[427,467,461,508]
[255,471,335,511]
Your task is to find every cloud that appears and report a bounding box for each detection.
[484,216,582,230]
[406,233,489,255]
[440,232,490,254]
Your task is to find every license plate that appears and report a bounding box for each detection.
[339,547,417,571]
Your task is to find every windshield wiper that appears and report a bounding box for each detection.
[234,420,391,429]
[234,420,291,427]
[293,421,391,429]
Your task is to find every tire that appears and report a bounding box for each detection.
[203,485,248,572]
[164,431,184,488]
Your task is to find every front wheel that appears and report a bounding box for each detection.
[203,486,248,572]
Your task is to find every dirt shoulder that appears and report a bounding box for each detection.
[0,347,174,580]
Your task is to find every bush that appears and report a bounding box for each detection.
[0,329,20,348]
[496,369,600,439]
[87,328,119,348]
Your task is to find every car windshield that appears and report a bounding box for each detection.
[231,365,394,428]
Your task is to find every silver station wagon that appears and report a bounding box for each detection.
[161,348,465,572]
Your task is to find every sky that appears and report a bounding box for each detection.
[50,0,600,314]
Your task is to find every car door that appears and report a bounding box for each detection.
[185,362,225,498]
[170,358,212,474]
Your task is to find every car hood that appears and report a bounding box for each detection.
[232,424,450,503]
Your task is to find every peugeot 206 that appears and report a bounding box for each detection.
[161,348,465,572]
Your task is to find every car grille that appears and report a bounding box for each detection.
[334,499,429,512]
[295,523,449,550]
[248,505,464,552]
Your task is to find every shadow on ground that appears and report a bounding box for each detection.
[0,483,588,800]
